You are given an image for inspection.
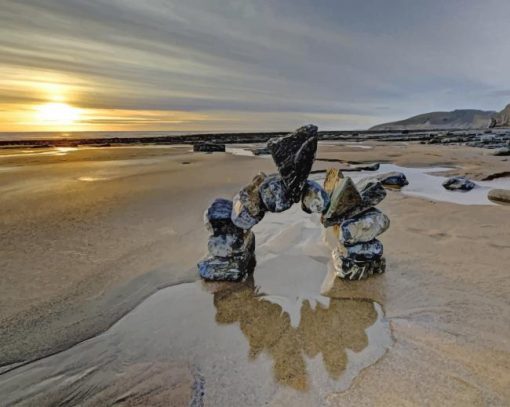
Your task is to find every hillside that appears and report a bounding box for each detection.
[371,109,496,131]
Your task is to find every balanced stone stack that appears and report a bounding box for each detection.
[198,125,321,281]
[322,169,390,280]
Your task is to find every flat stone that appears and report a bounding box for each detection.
[267,125,318,202]
[491,147,510,156]
[375,171,409,188]
[231,173,267,229]
[208,231,255,258]
[204,198,244,236]
[488,188,510,204]
[337,239,384,261]
[323,168,343,195]
[340,208,390,245]
[442,176,476,191]
[301,180,330,214]
[259,175,293,212]
[332,248,386,280]
[193,143,225,152]
[198,251,255,282]
[356,178,387,207]
[322,177,363,227]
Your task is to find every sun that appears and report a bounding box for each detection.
[35,103,81,126]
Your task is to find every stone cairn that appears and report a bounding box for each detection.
[198,125,403,282]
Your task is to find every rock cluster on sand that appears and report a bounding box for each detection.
[198,125,319,281]
[322,168,391,280]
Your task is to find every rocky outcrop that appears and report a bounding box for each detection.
[490,104,510,128]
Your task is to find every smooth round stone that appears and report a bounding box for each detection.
[375,171,409,188]
[301,180,330,213]
[488,188,510,204]
[259,175,293,213]
[442,176,476,191]
[338,239,383,261]
[340,208,390,245]
[204,198,244,236]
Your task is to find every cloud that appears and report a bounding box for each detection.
[1,0,510,130]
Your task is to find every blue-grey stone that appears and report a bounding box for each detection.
[332,248,386,280]
[204,198,244,236]
[267,125,318,202]
[338,239,383,261]
[301,180,330,213]
[259,175,293,212]
[208,231,255,258]
[198,251,255,281]
[340,208,390,245]
[231,173,267,229]
[442,176,476,191]
[356,178,387,207]
[375,171,409,188]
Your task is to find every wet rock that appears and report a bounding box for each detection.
[268,124,318,202]
[208,231,255,258]
[442,176,476,191]
[340,208,390,245]
[374,171,409,188]
[332,248,386,280]
[231,172,267,229]
[343,163,380,172]
[231,173,267,229]
[323,168,343,195]
[197,251,255,281]
[251,146,270,156]
[259,175,293,212]
[337,239,384,261]
[193,143,225,152]
[204,198,244,236]
[301,180,330,214]
[356,178,387,207]
[322,177,363,227]
[488,188,510,204]
[491,147,510,156]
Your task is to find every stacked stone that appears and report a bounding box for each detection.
[198,125,323,281]
[322,169,391,280]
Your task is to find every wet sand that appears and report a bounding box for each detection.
[1,142,509,405]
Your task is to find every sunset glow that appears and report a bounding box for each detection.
[35,103,81,126]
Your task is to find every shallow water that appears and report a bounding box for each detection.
[338,163,510,205]
[0,206,392,406]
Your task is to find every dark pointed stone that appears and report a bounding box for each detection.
[267,124,318,202]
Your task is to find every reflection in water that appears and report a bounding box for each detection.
[213,277,377,390]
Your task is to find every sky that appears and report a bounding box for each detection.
[1,0,510,132]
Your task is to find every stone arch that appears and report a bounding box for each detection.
[198,125,391,282]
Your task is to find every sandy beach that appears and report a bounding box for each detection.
[1,142,509,405]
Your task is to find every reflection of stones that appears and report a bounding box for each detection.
[213,280,377,390]
[442,176,476,191]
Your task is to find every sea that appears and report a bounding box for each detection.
[0,131,217,141]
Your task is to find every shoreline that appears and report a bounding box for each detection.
[0,127,509,149]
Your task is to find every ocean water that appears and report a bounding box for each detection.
[0,131,214,141]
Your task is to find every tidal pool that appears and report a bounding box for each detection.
[0,206,392,406]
